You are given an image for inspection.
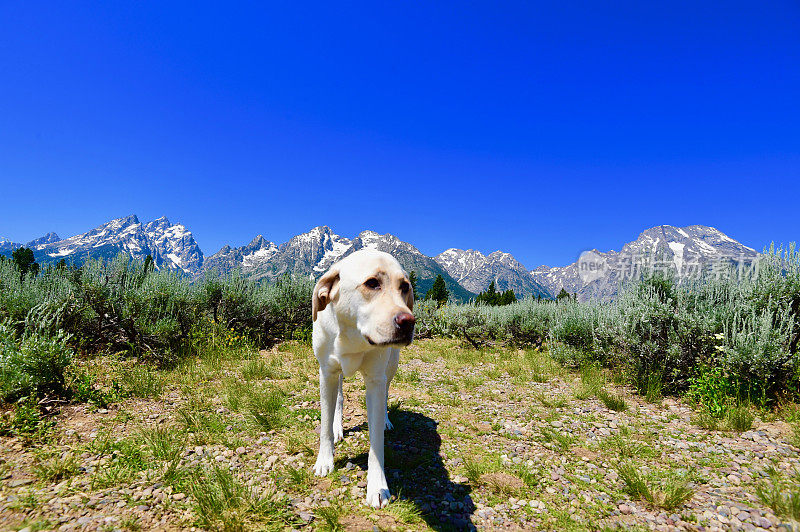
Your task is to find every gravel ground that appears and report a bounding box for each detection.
[1,339,799,531]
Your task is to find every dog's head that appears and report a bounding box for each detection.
[312,249,415,346]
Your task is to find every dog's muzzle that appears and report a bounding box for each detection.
[393,312,416,344]
[364,312,416,346]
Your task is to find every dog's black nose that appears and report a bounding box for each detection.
[394,312,416,333]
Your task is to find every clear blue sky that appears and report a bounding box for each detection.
[1,2,798,268]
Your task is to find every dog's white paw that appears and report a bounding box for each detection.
[384,415,393,431]
[365,487,391,508]
[333,422,344,443]
[313,454,334,477]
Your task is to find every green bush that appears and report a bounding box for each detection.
[0,254,316,431]
[687,365,735,418]
[0,255,313,366]
[1,244,798,409]
[0,321,73,402]
[549,302,595,351]
[418,246,799,404]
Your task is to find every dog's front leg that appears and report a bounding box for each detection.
[313,368,339,477]
[384,348,400,431]
[333,373,344,443]
[364,373,390,508]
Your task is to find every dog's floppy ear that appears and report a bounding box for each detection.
[312,267,340,322]
[404,282,414,311]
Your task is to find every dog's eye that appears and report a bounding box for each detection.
[399,282,410,293]
[364,278,381,290]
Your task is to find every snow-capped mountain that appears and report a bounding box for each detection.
[16,215,205,277]
[272,226,353,278]
[203,235,279,276]
[140,216,204,275]
[205,226,350,280]
[205,226,476,300]
[3,217,760,303]
[349,230,475,299]
[27,232,61,250]
[435,248,551,298]
[0,237,20,255]
[531,225,758,302]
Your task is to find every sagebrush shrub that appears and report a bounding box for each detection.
[0,320,73,402]
[417,247,799,402]
[0,254,313,366]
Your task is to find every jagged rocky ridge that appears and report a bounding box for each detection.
[0,215,204,277]
[205,226,478,301]
[2,218,759,302]
[531,225,758,302]
[435,249,551,298]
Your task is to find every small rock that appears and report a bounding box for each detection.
[753,516,773,528]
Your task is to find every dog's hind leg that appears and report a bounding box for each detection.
[384,348,400,431]
[333,373,344,443]
[313,368,339,477]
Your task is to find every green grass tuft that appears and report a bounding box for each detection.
[387,497,425,523]
[597,389,628,411]
[315,504,345,531]
[725,405,755,432]
[190,466,294,530]
[618,462,694,510]
[33,450,79,483]
[756,467,800,521]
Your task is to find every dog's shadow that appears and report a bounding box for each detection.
[336,408,476,531]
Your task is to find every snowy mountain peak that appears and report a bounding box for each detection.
[434,248,549,298]
[1,216,758,304]
[111,214,140,227]
[201,227,477,300]
[143,216,172,231]
[349,231,429,264]
[26,232,61,250]
[356,230,383,248]
[297,225,336,242]
[435,249,487,280]
[486,250,516,263]
[23,215,204,277]
[531,224,757,301]
[247,235,269,248]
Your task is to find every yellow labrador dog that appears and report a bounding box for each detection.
[311,249,415,508]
